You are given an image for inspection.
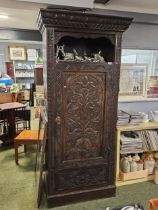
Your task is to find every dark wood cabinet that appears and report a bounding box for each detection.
[37,8,132,207]
[5,62,14,79]
[34,67,43,85]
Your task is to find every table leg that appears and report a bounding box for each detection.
[14,142,18,164]
[7,109,16,143]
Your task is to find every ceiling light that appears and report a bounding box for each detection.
[0,15,8,19]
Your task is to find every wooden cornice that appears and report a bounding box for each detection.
[37,8,133,33]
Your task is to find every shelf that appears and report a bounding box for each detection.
[15,69,34,71]
[117,121,158,131]
[116,121,158,186]
[116,174,154,186]
[120,151,144,155]
[56,60,115,65]
[16,76,34,78]
[118,95,158,102]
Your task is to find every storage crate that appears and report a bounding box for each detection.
[0,93,13,103]
[120,169,148,181]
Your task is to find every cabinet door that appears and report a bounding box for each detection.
[53,64,119,191]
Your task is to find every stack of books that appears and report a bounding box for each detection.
[138,130,158,151]
[117,110,130,126]
[128,111,146,125]
[120,131,144,154]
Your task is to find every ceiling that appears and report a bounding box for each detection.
[1,0,158,30]
[0,0,46,30]
[95,0,158,15]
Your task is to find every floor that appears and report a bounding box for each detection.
[0,114,158,210]
[1,140,158,210]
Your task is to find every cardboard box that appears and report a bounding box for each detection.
[120,169,148,181]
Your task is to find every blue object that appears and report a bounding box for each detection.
[0,78,13,86]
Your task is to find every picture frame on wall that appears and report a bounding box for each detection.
[27,49,37,61]
[9,46,26,61]
[119,64,147,99]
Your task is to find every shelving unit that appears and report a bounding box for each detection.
[14,60,35,84]
[147,76,158,98]
[116,122,158,186]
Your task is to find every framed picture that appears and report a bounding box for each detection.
[27,49,37,61]
[119,64,147,97]
[9,46,26,60]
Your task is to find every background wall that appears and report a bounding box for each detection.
[118,100,158,115]
[0,20,158,113]
[0,42,42,74]
[0,28,42,74]
[0,28,42,41]
[122,22,158,49]
[120,22,158,113]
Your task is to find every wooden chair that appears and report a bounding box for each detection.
[14,108,46,165]
[15,108,31,132]
[149,198,158,210]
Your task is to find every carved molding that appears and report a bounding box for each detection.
[55,166,108,191]
[38,9,133,33]
[55,62,111,72]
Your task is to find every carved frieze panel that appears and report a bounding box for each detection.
[62,72,105,161]
[55,166,108,191]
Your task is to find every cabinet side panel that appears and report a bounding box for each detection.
[46,28,56,194]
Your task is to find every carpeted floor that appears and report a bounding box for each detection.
[0,115,158,210]
[0,142,158,210]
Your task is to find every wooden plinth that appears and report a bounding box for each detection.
[45,184,116,208]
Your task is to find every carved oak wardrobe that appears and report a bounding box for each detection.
[37,8,132,207]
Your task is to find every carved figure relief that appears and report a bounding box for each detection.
[56,36,115,62]
[63,72,105,161]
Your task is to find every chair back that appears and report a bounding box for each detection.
[15,109,31,121]
[15,109,31,131]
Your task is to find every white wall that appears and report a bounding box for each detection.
[122,23,158,49]
[118,22,158,113]
[18,0,94,8]
[0,41,42,74]
[118,101,158,114]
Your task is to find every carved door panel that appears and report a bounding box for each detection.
[54,64,119,191]
[63,72,105,161]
